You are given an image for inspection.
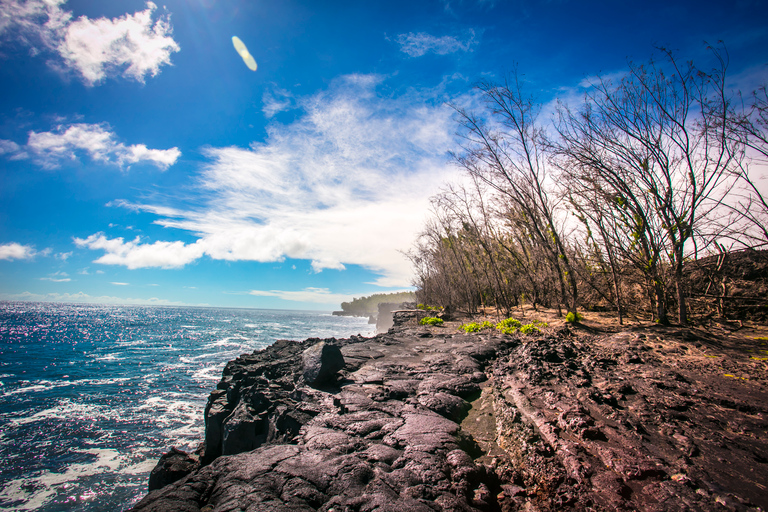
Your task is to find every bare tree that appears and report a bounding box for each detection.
[556,47,741,324]
[452,75,579,318]
[728,84,768,243]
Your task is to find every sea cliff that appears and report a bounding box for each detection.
[131,313,768,511]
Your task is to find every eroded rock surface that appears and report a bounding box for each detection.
[132,324,768,511]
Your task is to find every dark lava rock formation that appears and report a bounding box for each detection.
[131,321,768,511]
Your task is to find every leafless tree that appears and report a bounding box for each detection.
[451,75,579,318]
[727,84,768,243]
[556,47,741,324]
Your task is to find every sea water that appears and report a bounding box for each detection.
[0,302,374,511]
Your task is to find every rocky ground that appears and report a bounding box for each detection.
[130,313,768,511]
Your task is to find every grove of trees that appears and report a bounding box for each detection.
[337,291,416,316]
[408,46,768,325]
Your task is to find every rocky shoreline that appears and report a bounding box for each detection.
[131,314,768,511]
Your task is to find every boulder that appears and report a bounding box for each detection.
[302,341,344,387]
[147,447,200,491]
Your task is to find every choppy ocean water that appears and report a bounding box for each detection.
[0,302,374,511]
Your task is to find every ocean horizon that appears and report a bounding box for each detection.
[0,301,374,511]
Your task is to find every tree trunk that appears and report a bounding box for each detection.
[674,245,687,325]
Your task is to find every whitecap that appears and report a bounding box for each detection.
[191,365,224,382]
[0,448,124,511]
[7,400,117,427]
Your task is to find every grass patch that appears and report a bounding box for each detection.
[495,318,522,334]
[565,311,584,323]
[420,316,444,326]
[460,321,494,333]
[495,317,548,336]
[520,323,542,335]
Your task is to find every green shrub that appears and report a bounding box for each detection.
[496,317,522,334]
[520,323,542,335]
[565,312,583,323]
[460,321,493,333]
[420,316,444,326]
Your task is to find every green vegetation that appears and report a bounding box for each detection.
[339,291,415,316]
[495,317,547,335]
[565,312,583,324]
[459,317,548,335]
[520,323,541,335]
[420,316,444,326]
[417,304,442,311]
[460,321,494,332]
[495,318,522,334]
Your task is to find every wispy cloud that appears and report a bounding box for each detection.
[40,271,71,282]
[1,123,180,170]
[248,287,354,305]
[394,30,477,57]
[440,0,498,13]
[0,1,179,85]
[75,75,464,287]
[0,290,198,306]
[0,140,22,156]
[111,282,129,286]
[262,87,294,118]
[0,242,38,260]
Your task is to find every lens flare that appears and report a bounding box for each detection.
[231,36,257,71]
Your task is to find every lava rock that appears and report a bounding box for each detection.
[134,321,768,512]
[302,341,345,387]
[147,447,200,491]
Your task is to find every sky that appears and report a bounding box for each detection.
[0,0,766,310]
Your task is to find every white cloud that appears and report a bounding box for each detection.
[0,139,21,155]
[74,233,204,269]
[0,0,69,47]
[0,290,198,306]
[0,242,38,260]
[40,271,70,282]
[0,1,179,85]
[262,87,294,118]
[58,2,179,85]
[111,282,129,286]
[395,30,476,57]
[5,122,180,170]
[248,287,355,305]
[77,75,464,287]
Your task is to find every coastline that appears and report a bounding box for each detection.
[131,312,768,511]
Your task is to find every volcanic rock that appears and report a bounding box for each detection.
[133,321,768,511]
[302,341,344,387]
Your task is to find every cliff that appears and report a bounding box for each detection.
[131,316,768,511]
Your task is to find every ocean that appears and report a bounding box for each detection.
[0,302,374,511]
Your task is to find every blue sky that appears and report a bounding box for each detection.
[0,0,766,310]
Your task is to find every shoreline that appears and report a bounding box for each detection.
[131,315,768,511]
